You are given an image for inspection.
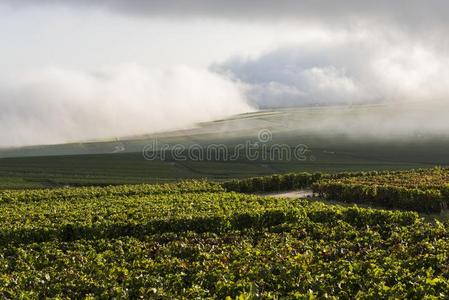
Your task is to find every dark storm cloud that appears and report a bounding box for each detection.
[3,0,448,26]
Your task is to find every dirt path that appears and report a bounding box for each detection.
[261,189,314,198]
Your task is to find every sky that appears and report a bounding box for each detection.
[1,1,449,146]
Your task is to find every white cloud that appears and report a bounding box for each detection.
[219,31,449,107]
[0,64,251,147]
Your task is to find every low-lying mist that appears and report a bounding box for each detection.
[2,32,449,148]
[268,102,449,142]
[0,64,251,147]
[212,33,449,143]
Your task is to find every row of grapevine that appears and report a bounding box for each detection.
[312,182,448,213]
[0,180,223,203]
[222,172,324,193]
[311,168,449,213]
[319,167,449,190]
[220,170,410,194]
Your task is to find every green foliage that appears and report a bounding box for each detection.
[0,181,449,298]
[0,180,223,204]
[221,170,405,194]
[222,172,324,193]
[313,168,449,213]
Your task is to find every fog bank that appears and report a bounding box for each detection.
[0,65,251,147]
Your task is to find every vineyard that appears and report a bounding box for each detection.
[315,168,449,190]
[312,168,449,213]
[222,168,449,213]
[1,180,449,298]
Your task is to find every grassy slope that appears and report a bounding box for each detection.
[1,104,448,188]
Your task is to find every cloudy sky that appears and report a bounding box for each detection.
[1,1,449,146]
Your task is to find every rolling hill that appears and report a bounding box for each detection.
[1,103,448,188]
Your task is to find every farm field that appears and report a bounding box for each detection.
[3,2,449,299]
[1,104,449,189]
[2,180,449,298]
[2,105,449,297]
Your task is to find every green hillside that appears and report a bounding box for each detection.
[1,104,448,188]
